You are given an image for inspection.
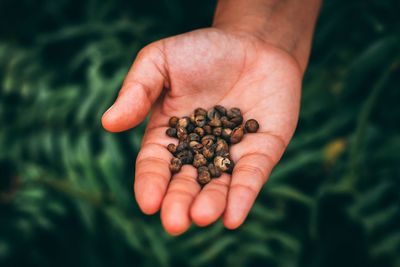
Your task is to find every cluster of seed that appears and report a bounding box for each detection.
[166,106,259,186]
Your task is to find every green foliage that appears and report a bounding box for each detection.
[0,0,399,266]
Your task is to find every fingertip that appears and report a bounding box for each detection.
[222,214,245,230]
[134,180,163,215]
[101,106,122,133]
[190,196,220,227]
[161,202,191,236]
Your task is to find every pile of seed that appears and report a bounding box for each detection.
[166,106,259,186]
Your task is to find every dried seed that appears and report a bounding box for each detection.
[167,143,177,154]
[177,117,190,128]
[176,126,188,141]
[202,144,215,159]
[215,139,229,153]
[214,156,232,172]
[194,127,205,137]
[166,127,177,137]
[221,128,232,140]
[230,125,244,144]
[207,108,222,127]
[197,170,211,185]
[193,153,207,168]
[221,116,236,129]
[194,108,207,116]
[189,141,203,153]
[227,107,242,119]
[213,127,222,136]
[169,116,179,128]
[176,141,189,152]
[176,150,193,164]
[203,125,212,135]
[208,163,222,178]
[215,149,230,158]
[214,105,227,116]
[245,119,259,133]
[197,166,208,174]
[194,115,206,127]
[201,135,216,147]
[230,116,243,126]
[188,133,200,142]
[169,157,182,174]
[187,122,195,133]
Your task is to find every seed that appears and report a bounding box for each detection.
[214,105,227,116]
[169,116,179,128]
[227,107,242,119]
[194,108,207,117]
[197,170,211,185]
[207,108,222,127]
[215,139,229,153]
[215,149,230,157]
[214,156,232,172]
[187,122,195,133]
[203,125,212,135]
[176,141,189,152]
[189,141,203,153]
[169,157,182,174]
[188,133,200,142]
[176,126,188,141]
[201,135,216,147]
[176,150,193,164]
[202,144,215,159]
[208,163,222,178]
[194,115,206,127]
[197,166,208,174]
[230,116,243,126]
[230,125,244,144]
[221,128,232,140]
[193,153,207,168]
[213,127,222,136]
[167,143,177,154]
[245,119,259,133]
[177,117,190,128]
[194,127,205,137]
[221,116,236,129]
[166,127,177,137]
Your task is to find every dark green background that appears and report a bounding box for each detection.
[1,0,399,266]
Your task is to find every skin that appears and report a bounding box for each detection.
[102,0,321,235]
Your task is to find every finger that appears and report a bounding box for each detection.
[223,133,287,229]
[161,166,200,235]
[134,126,176,215]
[190,173,230,227]
[102,42,168,132]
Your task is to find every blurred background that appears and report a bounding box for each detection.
[0,0,399,266]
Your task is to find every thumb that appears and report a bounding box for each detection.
[102,42,168,132]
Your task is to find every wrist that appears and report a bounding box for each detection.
[213,0,321,72]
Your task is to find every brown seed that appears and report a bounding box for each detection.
[215,149,230,158]
[202,144,215,159]
[187,122,195,133]
[166,127,177,137]
[208,163,222,178]
[221,128,232,140]
[215,139,229,153]
[214,105,227,116]
[189,141,203,153]
[227,107,242,119]
[168,116,179,128]
[176,141,189,152]
[230,116,243,126]
[207,108,222,127]
[169,157,182,174]
[167,143,177,154]
[201,135,216,147]
[194,108,207,116]
[176,126,188,141]
[230,125,244,144]
[203,125,212,135]
[213,127,222,136]
[188,133,200,142]
[221,116,236,129]
[197,166,208,174]
[176,150,193,165]
[194,127,205,137]
[194,115,206,127]
[214,156,232,172]
[177,117,190,128]
[197,170,211,185]
[193,153,207,168]
[245,119,259,133]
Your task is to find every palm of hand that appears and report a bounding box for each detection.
[102,28,302,235]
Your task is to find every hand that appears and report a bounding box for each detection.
[102,28,302,235]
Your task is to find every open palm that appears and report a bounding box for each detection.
[102,28,302,235]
